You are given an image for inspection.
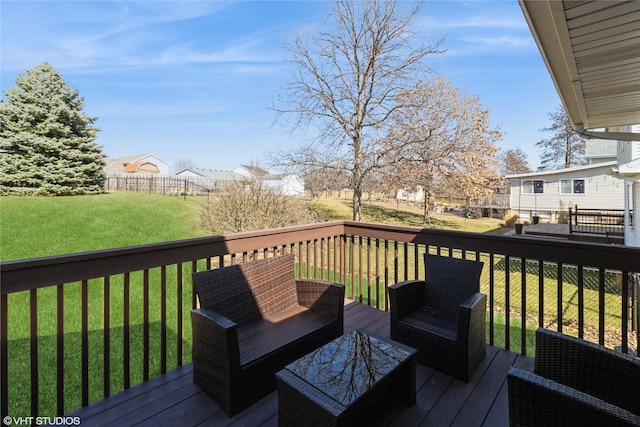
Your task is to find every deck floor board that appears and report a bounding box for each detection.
[65,299,533,426]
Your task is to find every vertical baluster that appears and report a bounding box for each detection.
[56,284,64,415]
[123,273,130,390]
[314,239,319,279]
[538,260,544,329]
[307,241,312,278]
[403,242,408,281]
[1,293,8,420]
[621,271,629,354]
[160,266,167,374]
[489,254,495,346]
[143,270,149,381]
[375,239,380,310]
[358,236,363,304]
[176,263,183,367]
[599,268,605,345]
[366,237,371,306]
[521,258,527,355]
[504,257,510,351]
[349,236,356,302]
[393,241,399,285]
[557,263,563,334]
[413,243,419,280]
[384,240,389,311]
[577,265,584,339]
[103,276,111,398]
[191,261,198,310]
[30,289,38,415]
[81,280,89,407]
[320,237,329,280]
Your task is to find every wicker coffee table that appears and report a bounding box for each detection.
[275,329,416,426]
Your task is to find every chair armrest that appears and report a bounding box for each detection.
[295,279,345,318]
[534,328,640,414]
[191,308,241,372]
[457,292,486,343]
[507,367,640,426]
[389,280,425,321]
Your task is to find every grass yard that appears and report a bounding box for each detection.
[311,196,511,234]
[1,192,205,261]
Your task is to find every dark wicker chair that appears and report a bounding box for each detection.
[191,253,345,416]
[508,328,640,426]
[389,253,486,381]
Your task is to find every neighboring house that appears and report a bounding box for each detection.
[174,167,246,190]
[506,161,624,222]
[610,130,640,247]
[584,138,617,164]
[105,154,171,175]
[232,164,305,197]
[122,162,160,174]
[232,165,269,178]
[175,167,245,181]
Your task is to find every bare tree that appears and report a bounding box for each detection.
[499,148,531,175]
[199,178,318,235]
[272,0,444,221]
[536,105,586,171]
[387,77,502,224]
[172,157,196,174]
[304,166,349,199]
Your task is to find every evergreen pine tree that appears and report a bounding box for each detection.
[0,62,105,195]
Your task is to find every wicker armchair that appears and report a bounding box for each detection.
[191,253,345,416]
[508,328,640,426]
[389,253,486,381]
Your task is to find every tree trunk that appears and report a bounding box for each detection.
[423,191,431,225]
[353,187,362,221]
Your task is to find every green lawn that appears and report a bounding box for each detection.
[311,197,511,234]
[1,192,205,261]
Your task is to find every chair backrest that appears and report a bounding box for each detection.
[192,253,299,325]
[534,327,640,414]
[423,254,484,314]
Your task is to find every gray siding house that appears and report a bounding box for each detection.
[506,161,625,222]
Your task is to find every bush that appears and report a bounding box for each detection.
[503,210,518,227]
[199,178,318,234]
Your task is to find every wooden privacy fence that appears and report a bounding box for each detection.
[104,175,223,196]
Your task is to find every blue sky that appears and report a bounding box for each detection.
[1,0,561,171]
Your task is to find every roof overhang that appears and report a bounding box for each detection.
[519,1,640,131]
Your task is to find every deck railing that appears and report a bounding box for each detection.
[569,206,632,236]
[1,220,639,420]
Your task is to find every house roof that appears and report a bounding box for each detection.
[505,160,617,179]
[176,168,245,181]
[104,154,169,173]
[122,162,160,173]
[611,158,640,179]
[519,1,640,132]
[237,165,269,176]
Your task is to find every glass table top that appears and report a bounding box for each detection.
[284,329,414,406]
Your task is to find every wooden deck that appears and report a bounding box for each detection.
[522,223,624,244]
[64,299,534,426]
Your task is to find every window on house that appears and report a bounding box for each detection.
[560,179,585,194]
[522,179,544,194]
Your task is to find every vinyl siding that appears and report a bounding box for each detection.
[508,163,624,218]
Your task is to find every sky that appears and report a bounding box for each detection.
[1,0,562,172]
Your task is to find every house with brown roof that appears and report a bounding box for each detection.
[104,154,171,175]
